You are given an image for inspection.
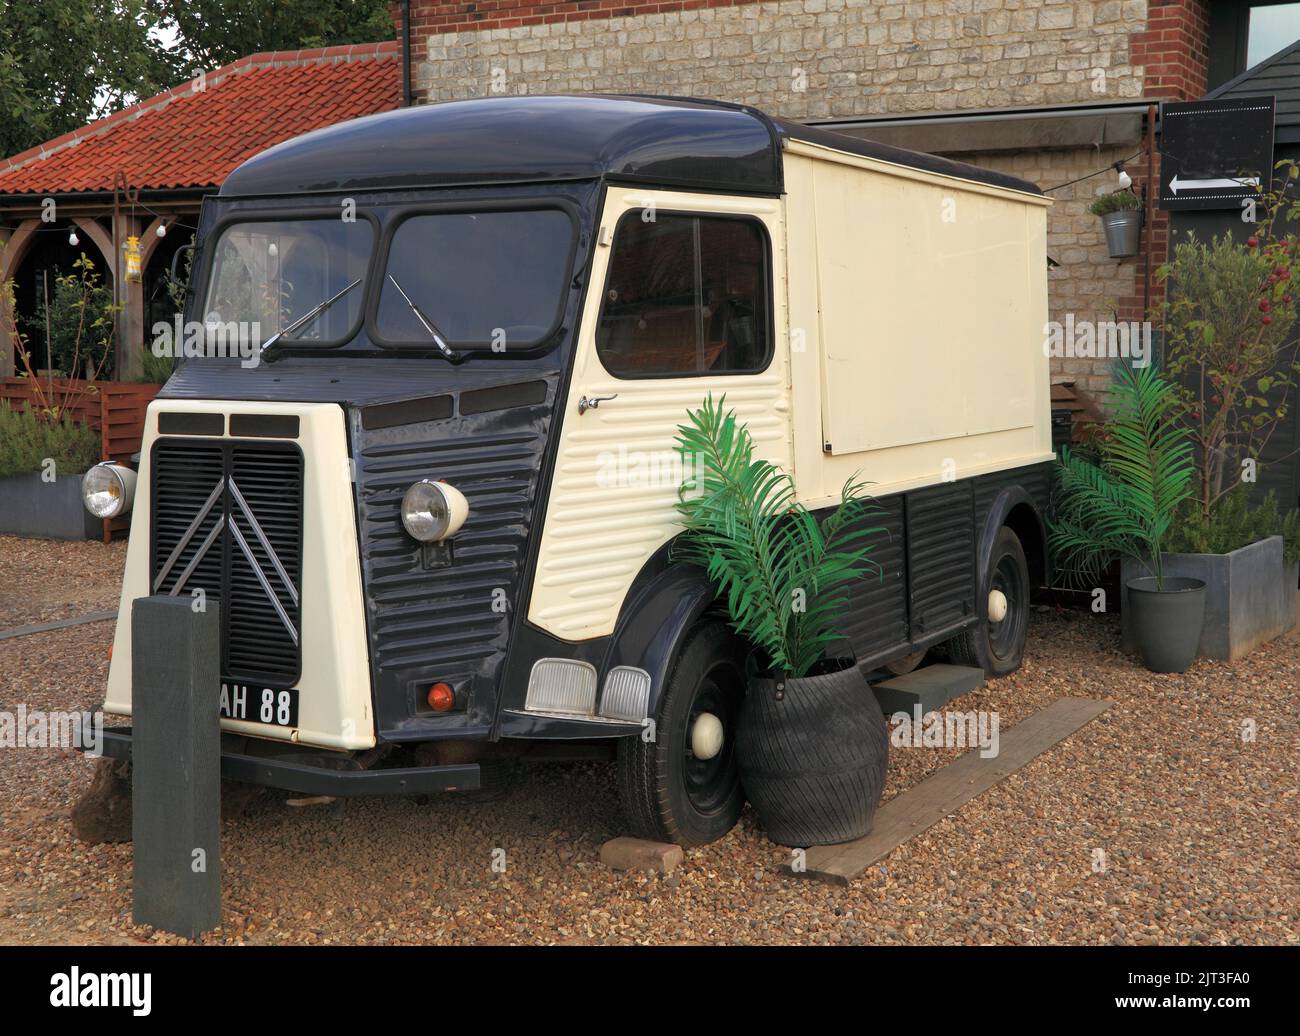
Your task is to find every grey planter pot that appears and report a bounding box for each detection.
[1126,576,1206,673]
[1121,536,1296,661]
[1100,209,1142,258]
[0,471,98,540]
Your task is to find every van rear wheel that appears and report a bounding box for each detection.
[945,526,1030,677]
[616,620,746,847]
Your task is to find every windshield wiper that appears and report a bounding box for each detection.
[386,275,464,364]
[257,278,362,364]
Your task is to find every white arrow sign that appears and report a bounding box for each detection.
[1169,174,1260,194]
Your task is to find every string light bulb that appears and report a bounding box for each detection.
[155,222,167,238]
[1115,160,1132,190]
[68,229,79,246]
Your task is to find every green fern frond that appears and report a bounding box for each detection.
[674,395,881,677]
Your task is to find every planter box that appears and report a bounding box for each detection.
[1121,536,1295,661]
[0,471,99,540]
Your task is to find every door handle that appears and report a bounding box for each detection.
[577,393,618,415]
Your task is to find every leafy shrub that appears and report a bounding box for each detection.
[140,349,173,384]
[1166,484,1300,565]
[1089,189,1142,216]
[22,255,117,378]
[0,402,99,479]
[1049,364,1195,588]
[673,395,882,677]
[1158,230,1299,520]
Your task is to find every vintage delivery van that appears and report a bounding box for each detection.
[88,95,1053,846]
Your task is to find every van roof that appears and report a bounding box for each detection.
[219,94,1044,199]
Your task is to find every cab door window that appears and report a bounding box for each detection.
[596,212,771,377]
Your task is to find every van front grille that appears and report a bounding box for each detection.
[151,438,304,684]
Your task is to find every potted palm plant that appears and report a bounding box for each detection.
[1090,188,1143,258]
[1050,363,1203,672]
[674,396,888,847]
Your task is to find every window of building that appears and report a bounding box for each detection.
[1210,1,1300,87]
[1249,2,1300,66]
[596,212,771,378]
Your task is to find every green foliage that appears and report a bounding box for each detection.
[1158,227,1300,519]
[1089,189,1142,216]
[1049,364,1196,589]
[0,0,166,157]
[145,0,395,79]
[0,402,99,479]
[139,348,174,384]
[0,1,394,160]
[672,395,883,678]
[1166,484,1300,566]
[23,255,118,378]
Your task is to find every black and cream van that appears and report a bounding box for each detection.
[90,95,1054,846]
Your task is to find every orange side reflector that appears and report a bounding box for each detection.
[427,682,454,712]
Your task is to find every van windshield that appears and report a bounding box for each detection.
[375,209,573,350]
[201,219,373,346]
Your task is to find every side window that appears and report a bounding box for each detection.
[596,212,771,377]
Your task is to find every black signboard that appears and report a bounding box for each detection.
[1159,95,1276,211]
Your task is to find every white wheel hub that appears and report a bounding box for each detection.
[690,712,724,760]
[988,588,1009,623]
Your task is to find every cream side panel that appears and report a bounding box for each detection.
[785,143,1053,507]
[527,187,792,641]
[104,398,375,750]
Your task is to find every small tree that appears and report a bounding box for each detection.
[1,254,122,421]
[26,254,118,378]
[1157,170,1300,522]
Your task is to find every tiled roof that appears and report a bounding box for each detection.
[0,41,401,195]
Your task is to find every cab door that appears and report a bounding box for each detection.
[527,186,792,642]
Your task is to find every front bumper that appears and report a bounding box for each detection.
[98,727,480,796]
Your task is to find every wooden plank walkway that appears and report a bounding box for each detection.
[782,697,1113,886]
[0,610,116,641]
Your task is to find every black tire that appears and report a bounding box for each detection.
[617,620,746,847]
[946,526,1030,677]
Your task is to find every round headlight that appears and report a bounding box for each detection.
[400,480,468,542]
[81,463,137,519]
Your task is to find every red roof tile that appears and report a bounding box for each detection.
[0,41,401,195]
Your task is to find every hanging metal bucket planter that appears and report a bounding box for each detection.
[1101,208,1143,258]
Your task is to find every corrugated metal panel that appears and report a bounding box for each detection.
[833,495,909,667]
[905,481,975,637]
[352,384,555,736]
[973,463,1054,530]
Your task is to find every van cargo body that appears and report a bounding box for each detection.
[95,95,1053,845]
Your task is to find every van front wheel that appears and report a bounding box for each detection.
[616,621,746,847]
[945,526,1030,677]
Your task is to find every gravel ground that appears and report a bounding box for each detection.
[0,536,1296,945]
[0,535,127,629]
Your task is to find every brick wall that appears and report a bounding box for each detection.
[1114,0,1210,323]
[404,1,1150,116]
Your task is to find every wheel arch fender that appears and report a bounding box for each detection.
[980,486,1050,600]
[602,561,719,721]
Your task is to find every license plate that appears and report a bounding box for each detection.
[220,682,299,728]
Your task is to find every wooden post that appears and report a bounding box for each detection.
[131,595,222,939]
[112,210,144,382]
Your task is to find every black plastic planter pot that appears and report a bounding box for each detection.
[736,662,889,847]
[1126,576,1207,673]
